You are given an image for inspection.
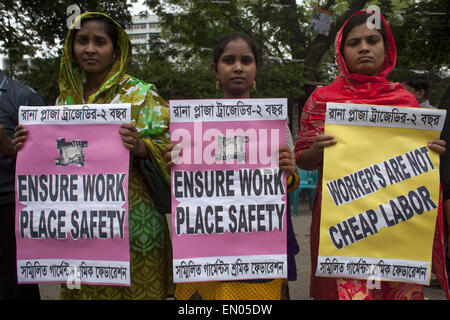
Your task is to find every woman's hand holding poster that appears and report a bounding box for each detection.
[317,102,446,285]
[15,104,131,286]
[170,98,288,282]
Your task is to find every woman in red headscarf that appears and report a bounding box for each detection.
[295,11,449,300]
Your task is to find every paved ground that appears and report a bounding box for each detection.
[287,201,447,300]
[38,199,447,300]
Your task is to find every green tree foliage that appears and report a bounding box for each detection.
[128,35,305,102]
[143,0,448,105]
[388,0,450,106]
[0,0,131,103]
[0,0,131,55]
[1,0,448,107]
[144,0,371,92]
[391,0,449,68]
[16,57,61,105]
[0,0,131,53]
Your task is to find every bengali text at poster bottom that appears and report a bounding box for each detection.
[174,254,287,283]
[17,259,130,286]
[316,256,430,285]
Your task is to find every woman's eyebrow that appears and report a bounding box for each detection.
[346,36,361,42]
[346,33,381,42]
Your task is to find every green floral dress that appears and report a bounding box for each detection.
[59,12,173,300]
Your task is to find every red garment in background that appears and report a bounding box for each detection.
[295,11,449,300]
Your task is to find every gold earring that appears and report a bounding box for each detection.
[216,77,221,89]
[252,81,256,90]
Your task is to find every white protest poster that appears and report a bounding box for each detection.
[170,98,288,282]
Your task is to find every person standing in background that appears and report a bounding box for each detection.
[402,75,436,109]
[438,86,450,286]
[0,69,42,299]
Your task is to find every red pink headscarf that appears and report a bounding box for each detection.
[296,11,421,154]
[295,10,449,300]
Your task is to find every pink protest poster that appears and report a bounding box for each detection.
[15,104,131,286]
[170,98,288,282]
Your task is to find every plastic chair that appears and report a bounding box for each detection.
[290,167,318,216]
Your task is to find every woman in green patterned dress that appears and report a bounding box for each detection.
[56,12,173,299]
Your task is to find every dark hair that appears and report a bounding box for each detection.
[212,33,262,70]
[75,17,119,49]
[402,75,430,98]
[340,13,387,54]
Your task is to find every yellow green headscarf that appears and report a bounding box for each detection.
[57,12,170,182]
[58,12,132,104]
